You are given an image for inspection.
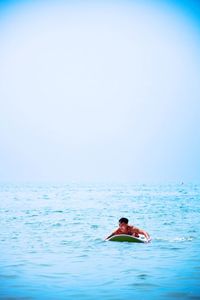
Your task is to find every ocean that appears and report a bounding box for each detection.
[0,183,199,299]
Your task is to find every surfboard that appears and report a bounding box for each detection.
[107,234,145,243]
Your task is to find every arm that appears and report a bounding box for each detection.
[105,233,115,240]
[105,228,119,240]
[132,227,151,241]
[137,228,151,241]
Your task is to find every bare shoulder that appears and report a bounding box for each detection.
[131,226,140,232]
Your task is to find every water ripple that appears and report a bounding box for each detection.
[0,183,199,300]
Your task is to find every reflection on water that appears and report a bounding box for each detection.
[0,183,200,299]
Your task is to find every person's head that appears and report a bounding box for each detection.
[118,217,129,232]
[119,217,129,225]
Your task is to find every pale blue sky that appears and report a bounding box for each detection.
[0,0,200,183]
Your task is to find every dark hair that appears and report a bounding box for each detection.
[119,217,129,224]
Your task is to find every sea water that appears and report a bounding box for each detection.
[0,183,199,299]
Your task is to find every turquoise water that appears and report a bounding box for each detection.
[0,183,200,299]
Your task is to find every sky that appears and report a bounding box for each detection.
[0,0,200,183]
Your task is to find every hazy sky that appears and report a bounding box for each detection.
[0,0,200,183]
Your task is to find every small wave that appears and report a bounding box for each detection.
[137,273,149,279]
[155,236,194,242]
[52,223,62,227]
[91,224,99,229]
[172,237,194,242]
[166,292,190,298]
[60,240,68,245]
[38,263,52,267]
[0,274,18,279]
[38,274,60,279]
[42,194,49,199]
[130,282,159,288]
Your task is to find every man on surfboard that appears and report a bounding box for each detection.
[105,217,151,242]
